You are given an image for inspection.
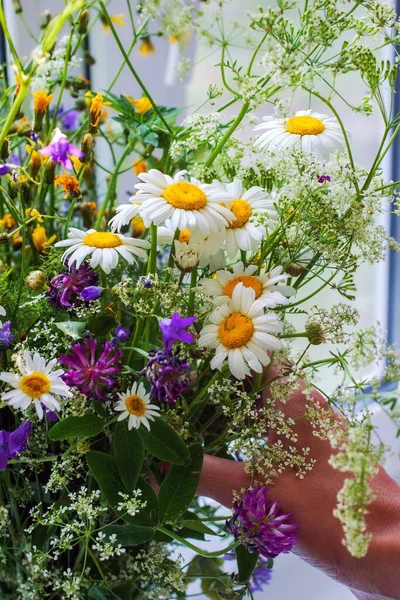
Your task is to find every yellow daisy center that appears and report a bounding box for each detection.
[229,199,252,229]
[285,116,325,136]
[223,275,263,299]
[83,232,122,248]
[125,394,147,416]
[163,182,207,211]
[218,312,254,349]
[20,372,51,398]
[179,228,191,243]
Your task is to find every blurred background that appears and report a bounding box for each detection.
[1,0,399,597]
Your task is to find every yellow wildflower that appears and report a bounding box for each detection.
[2,214,16,229]
[132,159,147,175]
[88,92,111,132]
[127,96,153,115]
[32,226,56,254]
[55,172,80,198]
[139,37,156,56]
[102,14,125,34]
[25,208,44,223]
[33,90,54,113]
[132,215,146,238]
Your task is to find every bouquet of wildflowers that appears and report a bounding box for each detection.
[1,0,400,598]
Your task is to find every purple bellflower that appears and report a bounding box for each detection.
[159,312,196,351]
[0,321,13,349]
[39,128,83,170]
[226,486,299,559]
[0,420,32,469]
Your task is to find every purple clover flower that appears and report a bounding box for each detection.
[39,127,83,170]
[159,312,196,351]
[140,348,191,405]
[0,321,13,349]
[226,486,299,559]
[46,262,99,311]
[60,338,123,401]
[0,420,31,469]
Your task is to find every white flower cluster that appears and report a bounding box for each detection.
[31,35,82,91]
[117,489,147,516]
[92,532,126,561]
[170,112,222,160]
[133,542,186,598]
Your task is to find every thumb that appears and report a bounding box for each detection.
[197,455,251,508]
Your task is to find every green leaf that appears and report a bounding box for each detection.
[88,587,120,600]
[181,516,222,537]
[48,414,104,441]
[86,451,125,507]
[113,421,144,491]
[236,545,259,584]
[87,314,117,336]
[139,418,190,465]
[54,320,86,339]
[158,443,204,523]
[103,524,154,546]
[123,476,158,526]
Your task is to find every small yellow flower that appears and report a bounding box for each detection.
[139,37,156,56]
[25,208,44,223]
[132,159,147,175]
[32,226,56,254]
[102,14,125,34]
[55,172,80,198]
[170,35,178,44]
[2,214,16,229]
[132,215,146,238]
[71,155,83,171]
[127,96,153,115]
[12,232,23,250]
[33,90,55,113]
[88,92,111,130]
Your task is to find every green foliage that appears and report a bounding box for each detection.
[113,420,144,491]
[139,418,191,465]
[48,413,104,441]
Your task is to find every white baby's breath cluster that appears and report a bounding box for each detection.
[31,35,82,91]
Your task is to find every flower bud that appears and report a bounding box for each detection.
[1,139,9,161]
[80,133,94,163]
[174,240,200,272]
[84,51,96,66]
[44,159,56,184]
[12,0,22,14]
[286,264,303,277]
[78,9,89,34]
[76,439,91,454]
[29,150,42,179]
[26,270,46,291]
[306,322,325,345]
[0,233,8,244]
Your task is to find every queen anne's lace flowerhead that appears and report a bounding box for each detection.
[226,486,299,558]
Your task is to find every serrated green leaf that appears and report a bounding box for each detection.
[87,451,124,507]
[48,414,103,441]
[139,419,190,465]
[158,443,203,523]
[113,421,144,491]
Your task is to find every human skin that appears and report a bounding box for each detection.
[197,365,400,600]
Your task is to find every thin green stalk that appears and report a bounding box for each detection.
[0,3,23,72]
[205,102,249,168]
[188,269,197,315]
[157,526,239,558]
[99,0,173,134]
[0,78,30,149]
[147,224,158,275]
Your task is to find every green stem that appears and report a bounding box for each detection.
[205,102,249,169]
[147,224,158,275]
[0,3,23,72]
[0,78,30,149]
[94,143,132,229]
[157,526,239,558]
[188,269,197,315]
[98,0,173,134]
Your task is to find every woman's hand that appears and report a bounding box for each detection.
[197,363,400,600]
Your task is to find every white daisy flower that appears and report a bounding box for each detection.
[210,179,276,259]
[253,110,345,158]
[109,198,142,232]
[199,262,295,308]
[198,283,283,380]
[115,382,160,431]
[0,351,72,419]
[55,228,150,274]
[133,169,235,235]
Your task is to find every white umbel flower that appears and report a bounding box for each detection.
[55,228,150,274]
[210,179,276,259]
[199,262,295,308]
[133,169,235,235]
[0,351,72,419]
[115,382,160,430]
[254,110,345,158]
[198,283,283,379]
